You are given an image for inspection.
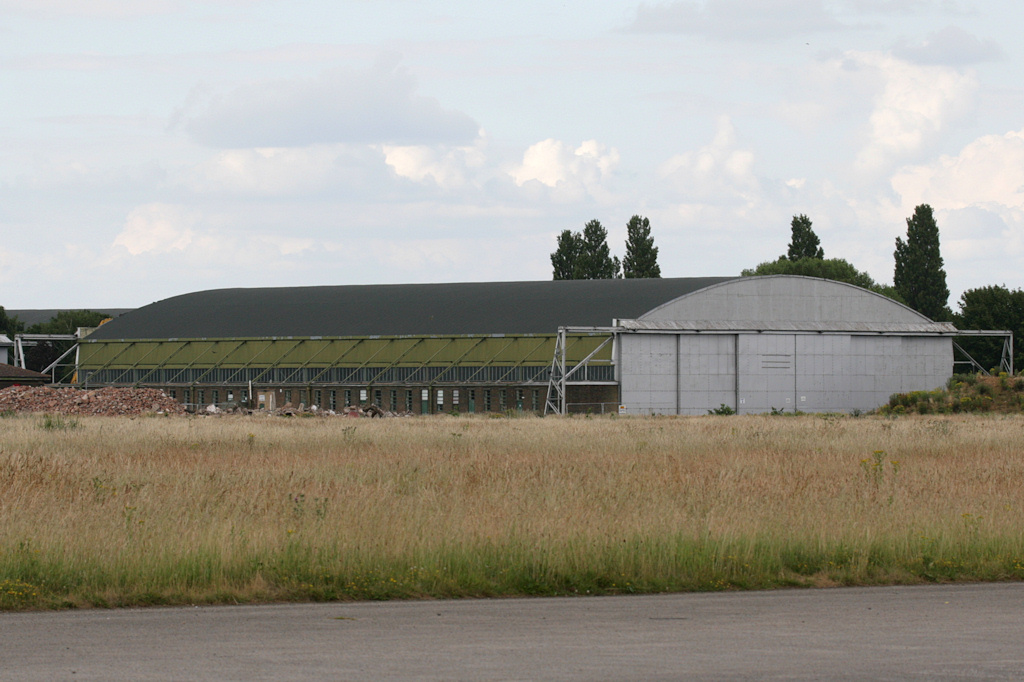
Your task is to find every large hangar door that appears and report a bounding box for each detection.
[737,334,796,414]
[618,334,678,414]
[619,333,736,415]
[677,334,736,415]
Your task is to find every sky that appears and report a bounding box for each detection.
[1,0,1022,310]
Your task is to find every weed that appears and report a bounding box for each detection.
[290,493,306,519]
[38,414,80,431]
[709,404,736,416]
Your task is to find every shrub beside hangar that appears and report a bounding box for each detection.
[78,275,957,414]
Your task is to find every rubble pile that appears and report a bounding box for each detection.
[0,385,186,416]
[257,403,415,418]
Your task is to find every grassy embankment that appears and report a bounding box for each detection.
[2,411,1024,610]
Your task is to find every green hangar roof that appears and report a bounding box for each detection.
[87,278,735,340]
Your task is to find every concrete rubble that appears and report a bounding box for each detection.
[0,385,186,416]
[0,385,419,418]
[239,403,416,418]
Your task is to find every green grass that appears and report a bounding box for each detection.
[2,412,1024,609]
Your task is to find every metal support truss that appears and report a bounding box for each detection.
[13,334,77,369]
[952,330,1014,375]
[13,333,80,383]
[544,327,616,416]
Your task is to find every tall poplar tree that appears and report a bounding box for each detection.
[787,214,824,261]
[622,215,661,278]
[550,230,582,280]
[894,204,950,320]
[577,219,620,279]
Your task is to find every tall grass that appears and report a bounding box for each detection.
[2,413,1024,610]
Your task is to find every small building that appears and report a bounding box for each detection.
[0,363,50,389]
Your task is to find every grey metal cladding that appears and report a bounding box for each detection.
[86,277,735,341]
[640,275,937,325]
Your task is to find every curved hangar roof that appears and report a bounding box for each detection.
[634,275,951,331]
[87,277,735,340]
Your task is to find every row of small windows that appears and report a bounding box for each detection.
[81,365,613,386]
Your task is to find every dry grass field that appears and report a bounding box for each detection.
[2,412,1023,610]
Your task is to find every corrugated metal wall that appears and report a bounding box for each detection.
[619,332,952,415]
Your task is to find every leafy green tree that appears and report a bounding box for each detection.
[553,220,621,280]
[0,306,24,338]
[622,215,661,279]
[741,256,905,303]
[894,204,950,321]
[24,310,112,375]
[551,230,583,280]
[27,310,110,335]
[954,285,1024,373]
[577,219,621,279]
[787,214,823,261]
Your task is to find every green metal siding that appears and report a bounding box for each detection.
[78,334,612,386]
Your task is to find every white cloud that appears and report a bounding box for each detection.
[628,0,843,40]
[658,117,759,204]
[258,234,316,256]
[509,139,620,202]
[892,129,1024,212]
[362,238,473,271]
[185,146,344,196]
[890,129,1024,297]
[0,0,259,18]
[382,137,487,190]
[835,0,975,17]
[111,204,196,256]
[182,58,479,149]
[893,26,1004,66]
[851,51,977,172]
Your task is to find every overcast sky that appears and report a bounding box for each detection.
[2,0,1022,309]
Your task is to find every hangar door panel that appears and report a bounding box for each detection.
[677,334,736,415]
[795,334,851,412]
[620,334,736,415]
[618,334,678,414]
[737,335,796,414]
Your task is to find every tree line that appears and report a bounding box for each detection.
[551,206,1021,372]
[0,309,112,374]
[745,206,1019,372]
[550,215,661,280]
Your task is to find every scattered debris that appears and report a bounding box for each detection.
[250,403,415,418]
[0,385,187,416]
[0,384,420,418]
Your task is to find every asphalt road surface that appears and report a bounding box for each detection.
[2,583,1023,680]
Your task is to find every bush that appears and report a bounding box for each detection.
[708,404,736,416]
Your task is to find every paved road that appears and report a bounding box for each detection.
[2,583,1023,680]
